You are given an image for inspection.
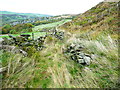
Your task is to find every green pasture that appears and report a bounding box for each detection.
[32,19,71,31]
[0,19,71,40]
[0,32,46,40]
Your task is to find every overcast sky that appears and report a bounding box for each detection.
[0,0,104,15]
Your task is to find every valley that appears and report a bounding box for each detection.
[0,1,119,88]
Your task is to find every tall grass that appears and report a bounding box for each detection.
[1,32,118,88]
[46,33,118,88]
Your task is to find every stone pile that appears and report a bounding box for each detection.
[39,28,65,40]
[51,29,64,40]
[34,35,47,50]
[64,43,92,65]
[1,29,65,56]
[1,34,47,51]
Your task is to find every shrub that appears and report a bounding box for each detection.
[10,30,17,34]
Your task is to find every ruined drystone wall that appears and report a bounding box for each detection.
[63,42,92,65]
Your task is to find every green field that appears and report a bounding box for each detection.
[0,19,71,40]
[0,32,46,40]
[32,19,71,31]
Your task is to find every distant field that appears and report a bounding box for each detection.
[32,19,71,31]
[0,19,71,40]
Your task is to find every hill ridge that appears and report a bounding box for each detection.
[59,2,118,40]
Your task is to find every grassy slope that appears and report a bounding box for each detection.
[1,2,119,88]
[59,2,118,40]
[1,32,118,88]
[57,1,119,88]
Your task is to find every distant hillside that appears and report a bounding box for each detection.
[51,14,77,19]
[0,11,52,17]
[59,2,118,39]
[0,11,52,26]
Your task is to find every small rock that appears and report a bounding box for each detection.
[83,56,91,65]
[78,59,84,64]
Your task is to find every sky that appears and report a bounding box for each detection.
[0,0,104,15]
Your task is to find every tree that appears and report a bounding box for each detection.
[2,24,12,34]
[10,30,17,34]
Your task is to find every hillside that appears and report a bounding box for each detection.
[1,1,119,88]
[52,14,77,19]
[0,11,52,26]
[1,11,52,17]
[59,2,118,40]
